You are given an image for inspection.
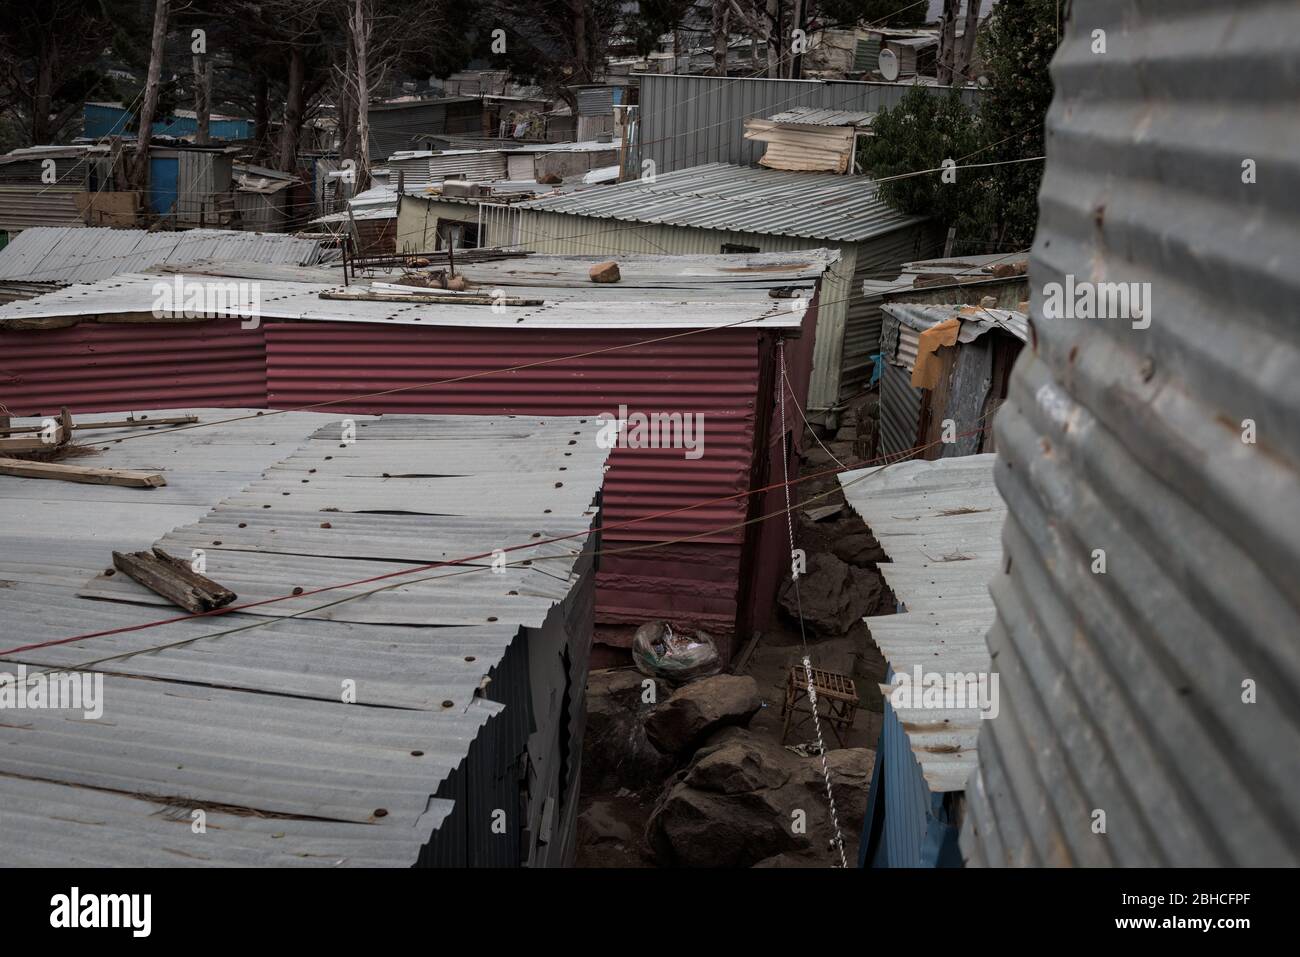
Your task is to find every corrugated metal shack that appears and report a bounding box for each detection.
[395,184,549,253]
[386,142,620,190]
[0,145,111,235]
[0,409,609,866]
[961,1,1300,867]
[368,96,549,160]
[839,455,1004,867]
[573,83,631,142]
[634,73,982,175]
[0,251,828,660]
[0,143,250,234]
[388,149,511,187]
[233,163,299,232]
[509,163,938,418]
[876,302,1027,462]
[83,101,255,141]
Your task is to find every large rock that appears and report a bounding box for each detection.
[577,799,636,847]
[646,730,875,867]
[644,674,761,754]
[685,740,792,794]
[779,552,882,638]
[831,529,889,567]
[588,260,621,283]
[796,746,875,830]
[584,669,676,794]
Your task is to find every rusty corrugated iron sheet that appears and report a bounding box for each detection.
[0,320,267,415]
[962,1,1300,866]
[0,318,780,647]
[262,322,765,642]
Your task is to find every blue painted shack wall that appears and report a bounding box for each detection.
[148,156,178,215]
[83,104,253,141]
[858,666,964,868]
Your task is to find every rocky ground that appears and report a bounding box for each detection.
[576,393,896,868]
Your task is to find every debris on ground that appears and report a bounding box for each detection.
[111,546,237,612]
[631,620,721,682]
[588,260,621,283]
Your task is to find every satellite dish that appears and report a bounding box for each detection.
[878,48,900,82]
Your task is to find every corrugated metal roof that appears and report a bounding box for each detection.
[0,408,608,865]
[839,455,1003,794]
[882,301,1029,344]
[388,151,508,187]
[520,163,923,242]
[766,107,875,127]
[901,251,1030,278]
[961,2,1300,868]
[0,250,833,330]
[0,226,329,284]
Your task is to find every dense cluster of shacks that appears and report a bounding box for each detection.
[0,8,987,252]
[0,1,1294,870]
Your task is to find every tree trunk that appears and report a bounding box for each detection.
[193,55,211,145]
[337,65,356,191]
[766,0,779,78]
[352,0,370,193]
[254,73,269,162]
[131,0,169,194]
[955,0,982,82]
[712,1,729,77]
[32,41,53,145]
[571,0,590,82]
[937,0,959,85]
[789,0,805,79]
[277,45,305,173]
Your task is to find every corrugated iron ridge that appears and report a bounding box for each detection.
[961,0,1300,867]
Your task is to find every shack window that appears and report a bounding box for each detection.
[721,243,760,254]
[436,219,480,250]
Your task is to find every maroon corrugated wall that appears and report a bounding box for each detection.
[0,303,821,656]
[0,320,266,414]
[262,323,761,649]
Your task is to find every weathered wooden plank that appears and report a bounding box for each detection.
[318,290,544,306]
[0,414,198,435]
[111,546,236,613]
[0,457,166,487]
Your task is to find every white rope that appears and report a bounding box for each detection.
[777,338,848,868]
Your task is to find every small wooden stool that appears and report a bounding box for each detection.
[781,664,860,747]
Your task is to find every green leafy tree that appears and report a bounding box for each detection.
[858,85,985,239]
[857,0,1065,250]
[977,0,1062,247]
